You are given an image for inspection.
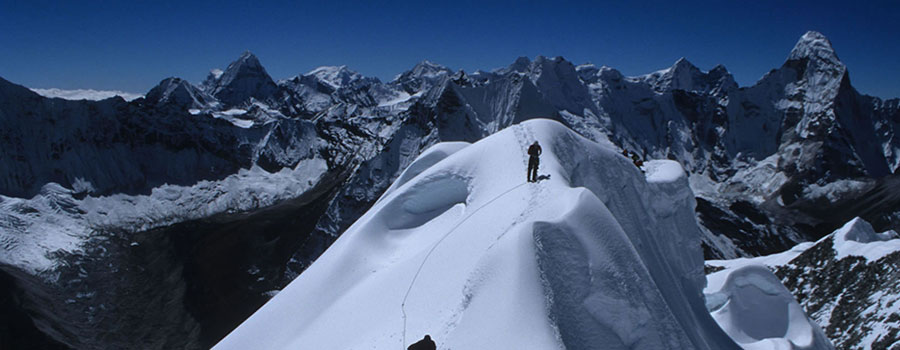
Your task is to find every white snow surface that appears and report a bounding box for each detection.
[829,217,899,261]
[704,216,900,350]
[645,159,686,183]
[30,88,143,101]
[705,265,833,350]
[707,217,899,271]
[216,119,739,350]
[0,159,328,276]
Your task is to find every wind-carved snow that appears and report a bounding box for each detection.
[706,216,898,350]
[705,265,833,350]
[215,119,742,350]
[30,88,143,101]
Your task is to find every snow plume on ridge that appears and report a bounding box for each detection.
[30,87,143,101]
[216,119,743,350]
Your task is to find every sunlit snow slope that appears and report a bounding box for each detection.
[215,119,741,349]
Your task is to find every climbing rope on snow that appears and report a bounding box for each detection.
[400,181,529,348]
[400,124,538,349]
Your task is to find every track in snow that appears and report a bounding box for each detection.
[400,124,547,348]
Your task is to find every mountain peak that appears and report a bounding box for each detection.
[210,51,278,105]
[226,51,266,75]
[673,57,693,68]
[146,77,212,108]
[391,60,452,93]
[493,56,533,75]
[306,65,367,89]
[788,31,840,62]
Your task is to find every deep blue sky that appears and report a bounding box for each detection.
[2,1,898,98]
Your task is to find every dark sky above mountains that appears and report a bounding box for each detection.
[1,0,898,98]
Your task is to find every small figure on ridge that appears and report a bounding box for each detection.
[527,141,542,183]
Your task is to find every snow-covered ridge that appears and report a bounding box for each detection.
[217,119,755,349]
[830,217,899,261]
[0,159,328,276]
[30,87,143,101]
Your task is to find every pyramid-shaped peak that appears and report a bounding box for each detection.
[227,51,266,72]
[788,31,839,62]
[210,51,278,105]
[672,57,696,70]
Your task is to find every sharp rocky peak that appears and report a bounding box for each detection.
[207,51,278,106]
[788,31,840,63]
[672,57,697,70]
[219,51,272,84]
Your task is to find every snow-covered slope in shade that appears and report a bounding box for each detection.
[0,159,328,275]
[216,119,740,350]
[705,265,833,350]
[707,217,899,350]
[30,88,143,101]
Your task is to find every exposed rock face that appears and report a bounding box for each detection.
[777,238,900,350]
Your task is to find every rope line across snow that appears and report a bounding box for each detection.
[401,125,536,348]
[400,180,529,348]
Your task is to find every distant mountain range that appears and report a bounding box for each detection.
[0,31,897,349]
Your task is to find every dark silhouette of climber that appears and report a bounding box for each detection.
[408,334,436,350]
[527,141,542,183]
[631,153,644,172]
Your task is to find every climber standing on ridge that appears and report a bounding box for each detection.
[408,334,436,350]
[527,141,542,183]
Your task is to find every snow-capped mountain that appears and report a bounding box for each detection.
[0,30,897,349]
[393,60,453,94]
[202,51,281,107]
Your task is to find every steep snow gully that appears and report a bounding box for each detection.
[217,119,823,349]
